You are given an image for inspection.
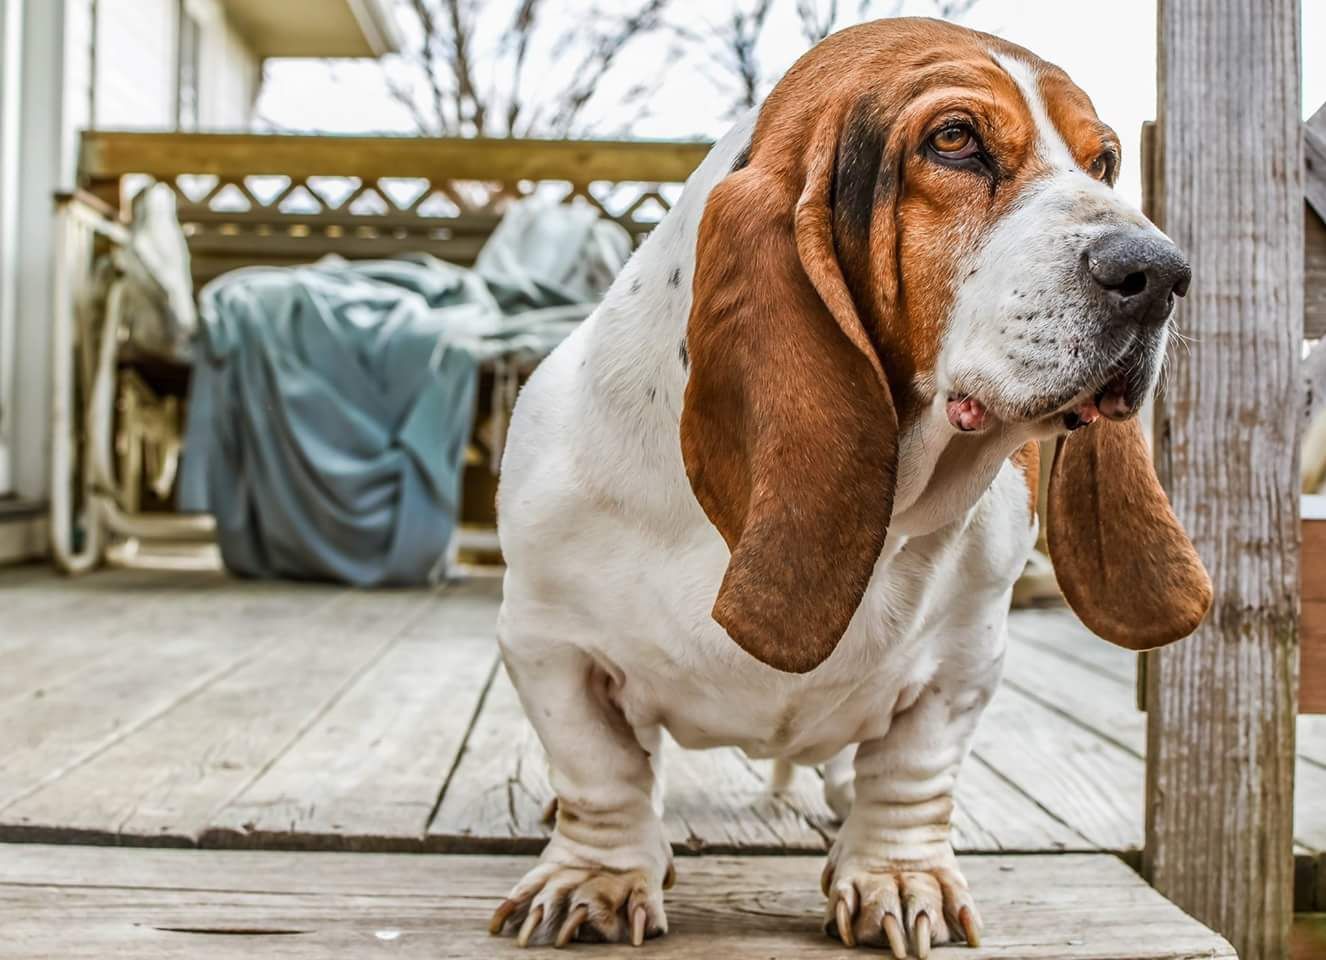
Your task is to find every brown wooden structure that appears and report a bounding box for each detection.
[78,131,711,290]
[1146,3,1303,959]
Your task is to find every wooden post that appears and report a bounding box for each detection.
[1146,2,1303,958]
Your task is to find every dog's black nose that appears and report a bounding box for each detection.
[1085,228,1190,326]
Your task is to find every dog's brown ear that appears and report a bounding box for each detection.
[680,120,898,674]
[1046,417,1212,649]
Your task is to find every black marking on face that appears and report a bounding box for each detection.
[668,267,681,288]
[834,96,889,245]
[678,339,689,370]
[731,141,752,172]
[832,95,894,306]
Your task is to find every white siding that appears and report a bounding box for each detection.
[91,0,258,131]
[11,0,92,503]
[195,1,258,129]
[93,0,176,129]
[0,0,20,493]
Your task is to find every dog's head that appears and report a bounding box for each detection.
[681,18,1211,673]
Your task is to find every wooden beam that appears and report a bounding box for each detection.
[78,132,712,185]
[1146,3,1302,959]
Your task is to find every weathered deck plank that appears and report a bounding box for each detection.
[0,589,433,845]
[205,579,502,850]
[971,683,1144,851]
[0,589,290,818]
[2,563,1323,888]
[0,843,1235,959]
[1002,621,1326,856]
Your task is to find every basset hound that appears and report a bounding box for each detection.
[489,17,1212,955]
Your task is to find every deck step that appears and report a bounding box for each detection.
[0,844,1234,959]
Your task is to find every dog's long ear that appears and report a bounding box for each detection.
[1047,417,1212,649]
[680,112,898,674]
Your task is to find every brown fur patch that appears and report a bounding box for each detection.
[1036,65,1122,182]
[1047,418,1212,649]
[1011,441,1040,525]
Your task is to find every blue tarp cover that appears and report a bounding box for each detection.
[178,201,630,586]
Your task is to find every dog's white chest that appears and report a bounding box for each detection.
[533,490,985,763]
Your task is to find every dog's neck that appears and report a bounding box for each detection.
[890,397,1042,537]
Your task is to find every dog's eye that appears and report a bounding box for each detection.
[928,124,979,159]
[1088,151,1116,182]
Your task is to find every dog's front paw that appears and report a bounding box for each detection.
[489,859,675,948]
[821,856,980,957]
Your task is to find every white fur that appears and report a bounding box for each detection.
[940,56,1173,425]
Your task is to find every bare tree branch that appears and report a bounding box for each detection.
[934,0,980,18]
[544,0,673,136]
[440,0,486,133]
[707,0,773,112]
[796,0,838,45]
[406,0,456,135]
[378,0,981,140]
[500,0,542,135]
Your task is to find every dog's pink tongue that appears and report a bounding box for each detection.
[947,396,989,432]
[1071,398,1101,426]
[1097,375,1132,420]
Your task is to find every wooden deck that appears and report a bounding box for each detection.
[0,563,1314,955]
[2,844,1234,959]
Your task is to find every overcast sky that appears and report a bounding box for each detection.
[257,0,1326,208]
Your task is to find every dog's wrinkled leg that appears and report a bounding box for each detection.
[489,638,672,948]
[821,682,992,957]
[822,745,856,821]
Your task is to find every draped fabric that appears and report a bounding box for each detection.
[178,200,630,585]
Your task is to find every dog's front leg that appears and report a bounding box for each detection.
[489,640,671,948]
[821,682,989,958]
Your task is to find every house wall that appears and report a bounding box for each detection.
[194,0,260,129]
[92,0,258,131]
[9,0,91,507]
[0,0,22,494]
[1,0,257,514]
[92,0,176,129]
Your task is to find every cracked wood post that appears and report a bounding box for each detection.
[1145,2,1303,958]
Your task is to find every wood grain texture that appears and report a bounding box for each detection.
[971,684,1142,852]
[0,579,340,819]
[1,589,435,846]
[79,132,712,184]
[0,844,1235,959]
[1148,3,1303,957]
[204,580,502,850]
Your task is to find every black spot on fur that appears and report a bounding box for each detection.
[647,386,657,403]
[678,339,689,370]
[630,277,642,294]
[832,95,894,304]
[834,97,890,244]
[731,141,752,171]
[668,267,681,288]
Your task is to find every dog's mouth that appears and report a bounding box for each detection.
[946,337,1153,434]
[1059,368,1135,431]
